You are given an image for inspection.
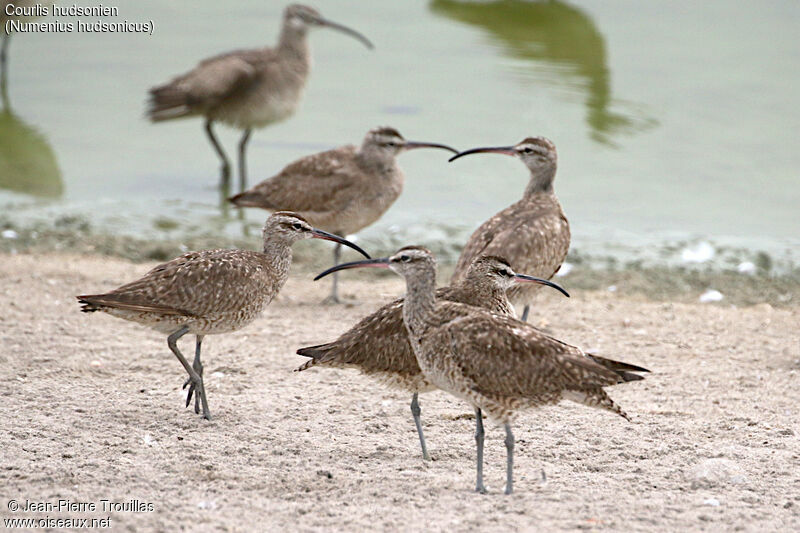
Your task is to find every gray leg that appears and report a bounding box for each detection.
[183,335,205,414]
[0,34,8,80]
[504,423,514,495]
[410,393,430,461]
[520,305,530,322]
[168,326,211,420]
[475,408,487,494]
[237,128,252,192]
[193,335,204,414]
[1,35,9,109]
[323,242,342,304]
[204,119,231,188]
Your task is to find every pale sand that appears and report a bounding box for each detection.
[0,253,798,531]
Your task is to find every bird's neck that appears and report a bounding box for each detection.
[278,23,311,61]
[401,266,438,337]
[452,277,513,316]
[524,165,557,197]
[261,235,294,276]
[355,149,398,175]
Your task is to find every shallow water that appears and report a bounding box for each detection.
[1,0,798,269]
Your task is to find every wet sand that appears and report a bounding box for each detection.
[1,253,798,531]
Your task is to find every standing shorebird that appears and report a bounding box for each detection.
[147,4,373,190]
[76,212,369,420]
[298,255,569,460]
[230,126,457,303]
[319,247,647,494]
[450,136,570,322]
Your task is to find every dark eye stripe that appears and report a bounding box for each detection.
[520,147,546,155]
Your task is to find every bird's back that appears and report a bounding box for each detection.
[148,45,309,128]
[296,284,510,390]
[231,145,360,212]
[414,301,626,421]
[453,193,570,306]
[232,145,402,234]
[78,249,285,335]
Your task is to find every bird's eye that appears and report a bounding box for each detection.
[500,270,512,277]
[384,142,396,148]
[521,147,534,154]
[400,255,411,263]
[292,223,303,230]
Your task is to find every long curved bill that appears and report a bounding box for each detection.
[311,229,371,259]
[314,258,389,281]
[404,141,459,154]
[514,274,570,298]
[448,146,515,163]
[318,18,374,49]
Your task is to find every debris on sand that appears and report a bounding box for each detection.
[699,290,724,303]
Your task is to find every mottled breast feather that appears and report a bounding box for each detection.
[148,40,311,128]
[231,142,405,234]
[296,282,512,390]
[452,193,570,305]
[83,249,281,319]
[419,302,621,400]
[231,146,362,212]
[148,48,267,119]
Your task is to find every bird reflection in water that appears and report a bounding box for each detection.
[430,0,657,145]
[0,107,63,199]
[2,0,47,107]
[0,2,62,199]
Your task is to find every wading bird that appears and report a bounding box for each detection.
[231,126,457,303]
[450,137,570,322]
[147,4,373,191]
[299,254,569,460]
[320,246,647,494]
[77,212,369,420]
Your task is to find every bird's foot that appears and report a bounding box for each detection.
[321,294,342,305]
[182,376,210,419]
[475,484,488,495]
[183,378,200,414]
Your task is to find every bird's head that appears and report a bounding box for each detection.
[466,255,569,297]
[449,136,558,178]
[313,245,436,282]
[361,126,458,161]
[263,211,370,257]
[284,4,373,49]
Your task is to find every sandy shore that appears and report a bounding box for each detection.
[1,253,798,531]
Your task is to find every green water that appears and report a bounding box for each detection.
[1,0,798,269]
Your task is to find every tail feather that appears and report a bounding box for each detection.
[617,371,645,382]
[147,84,193,122]
[564,389,631,421]
[294,359,317,372]
[76,295,101,313]
[229,190,273,209]
[295,343,334,372]
[586,353,650,383]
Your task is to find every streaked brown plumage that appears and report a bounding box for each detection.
[450,136,570,321]
[231,126,457,302]
[147,4,372,189]
[297,255,566,460]
[77,212,369,420]
[322,247,648,494]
